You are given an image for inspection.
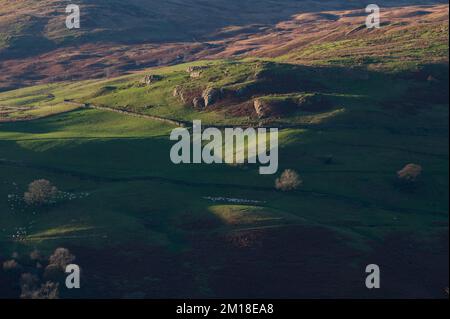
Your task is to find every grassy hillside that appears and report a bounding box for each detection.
[0,57,448,297]
[1,57,448,125]
[275,14,449,71]
[217,4,449,71]
[1,102,448,297]
[0,1,448,299]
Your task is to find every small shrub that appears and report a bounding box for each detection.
[27,282,60,300]
[3,259,19,271]
[48,248,75,270]
[44,248,75,282]
[24,179,58,206]
[397,164,423,182]
[275,169,302,191]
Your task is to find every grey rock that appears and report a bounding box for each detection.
[202,88,221,107]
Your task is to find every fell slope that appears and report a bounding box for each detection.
[0,1,448,91]
[0,0,399,57]
[1,61,448,299]
[0,2,448,299]
[1,5,448,124]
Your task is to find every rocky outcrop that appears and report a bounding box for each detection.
[202,88,221,107]
[254,94,330,118]
[173,85,224,108]
[173,86,181,97]
[253,99,281,118]
[192,97,205,109]
[187,66,206,79]
[173,86,188,103]
[142,74,162,85]
[190,71,202,78]
[186,66,205,73]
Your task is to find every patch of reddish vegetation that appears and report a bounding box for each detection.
[188,225,449,298]
[187,225,365,298]
[363,231,449,298]
[4,226,444,298]
[224,100,257,118]
[0,4,447,91]
[0,42,221,91]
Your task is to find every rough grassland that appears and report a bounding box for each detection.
[0,62,448,296]
[0,3,448,299]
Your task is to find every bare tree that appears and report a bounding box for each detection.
[48,248,75,270]
[24,179,58,205]
[275,169,303,191]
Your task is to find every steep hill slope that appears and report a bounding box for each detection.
[0,1,448,299]
[0,1,448,91]
[1,52,448,300]
[1,1,445,54]
[219,4,449,70]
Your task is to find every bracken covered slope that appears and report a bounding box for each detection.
[0,0,448,90]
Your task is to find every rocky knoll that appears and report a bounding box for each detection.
[254,94,330,118]
[253,98,293,118]
[173,85,223,109]
[202,88,222,107]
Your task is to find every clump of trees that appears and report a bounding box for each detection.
[20,273,60,299]
[48,248,76,269]
[275,169,302,191]
[23,179,58,206]
[1,248,76,299]
[45,248,76,280]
